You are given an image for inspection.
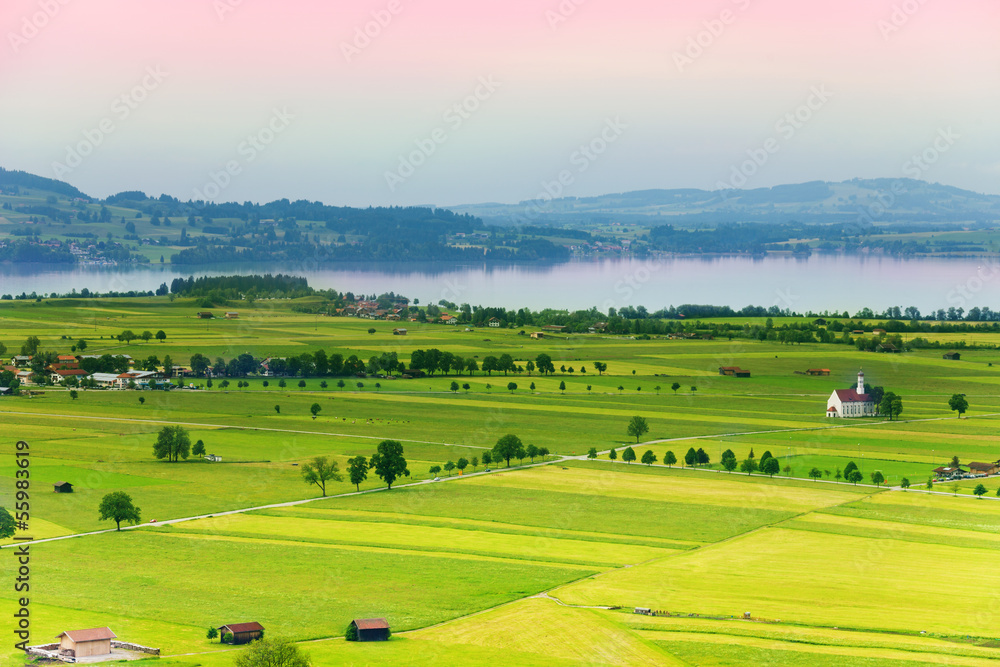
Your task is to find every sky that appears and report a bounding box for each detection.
[1,0,997,207]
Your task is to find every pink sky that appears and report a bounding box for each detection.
[1,0,997,205]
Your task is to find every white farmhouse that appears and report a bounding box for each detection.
[826,370,875,418]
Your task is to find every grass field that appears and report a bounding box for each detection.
[4,297,1000,666]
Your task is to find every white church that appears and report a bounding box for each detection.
[826,370,876,418]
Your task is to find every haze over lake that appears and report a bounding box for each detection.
[2,256,994,315]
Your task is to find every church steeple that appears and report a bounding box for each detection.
[857,370,865,394]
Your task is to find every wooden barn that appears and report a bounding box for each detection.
[943,351,961,360]
[57,627,116,658]
[54,481,74,493]
[218,622,264,644]
[350,618,390,642]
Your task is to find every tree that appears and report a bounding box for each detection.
[761,457,780,477]
[482,451,492,467]
[626,416,649,443]
[233,636,311,667]
[76,338,88,352]
[337,379,346,390]
[310,403,322,419]
[493,434,523,467]
[949,394,969,418]
[371,439,409,489]
[538,447,549,461]
[880,392,903,420]
[0,507,15,539]
[298,455,342,496]
[278,379,287,388]
[429,465,442,476]
[609,448,618,462]
[641,450,657,466]
[450,381,459,392]
[456,457,469,473]
[463,383,471,392]
[119,330,137,345]
[900,477,910,490]
[514,442,527,465]
[722,455,738,473]
[559,380,566,393]
[671,382,681,393]
[847,469,864,485]
[664,450,677,467]
[870,471,885,487]
[274,404,280,414]
[587,447,598,459]
[206,627,218,640]
[684,447,697,467]
[697,448,710,466]
[740,458,757,475]
[444,461,456,476]
[298,380,306,389]
[69,389,78,400]
[347,456,368,491]
[593,361,607,375]
[508,382,518,394]
[192,439,206,456]
[951,455,961,468]
[155,330,166,342]
[153,425,191,462]
[535,353,555,375]
[368,328,376,335]
[809,467,822,481]
[98,491,141,531]
[526,445,539,462]
[622,446,636,464]
[843,461,858,478]
[471,456,479,471]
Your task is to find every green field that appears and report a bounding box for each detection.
[4,297,1000,666]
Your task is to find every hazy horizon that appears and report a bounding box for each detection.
[2,0,997,207]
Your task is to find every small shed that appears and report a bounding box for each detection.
[350,618,390,642]
[218,622,264,645]
[57,627,116,658]
[806,369,830,376]
[393,328,407,336]
[54,481,74,493]
[198,312,214,319]
[530,332,545,340]
[943,351,961,360]
[225,312,239,319]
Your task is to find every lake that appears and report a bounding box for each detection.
[1,255,997,315]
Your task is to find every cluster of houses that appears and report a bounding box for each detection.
[3,354,186,390]
[933,460,1000,481]
[28,619,391,663]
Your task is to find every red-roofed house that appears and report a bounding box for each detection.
[826,371,875,418]
[217,622,264,645]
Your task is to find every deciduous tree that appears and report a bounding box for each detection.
[347,456,368,491]
[371,440,409,489]
[622,446,636,464]
[98,491,141,531]
[153,425,191,462]
[493,434,523,467]
[627,416,649,443]
[641,450,657,466]
[301,456,342,496]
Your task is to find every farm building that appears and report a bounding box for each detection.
[806,369,830,376]
[933,466,966,478]
[943,351,961,360]
[57,627,117,658]
[218,622,264,644]
[541,325,566,333]
[54,481,74,493]
[877,343,901,354]
[969,462,999,475]
[826,371,875,418]
[198,312,214,319]
[349,618,390,642]
[225,312,239,319]
[393,328,407,336]
[530,332,545,340]
[719,367,751,378]
[488,317,501,328]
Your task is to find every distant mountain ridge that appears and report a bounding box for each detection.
[451,179,1000,227]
